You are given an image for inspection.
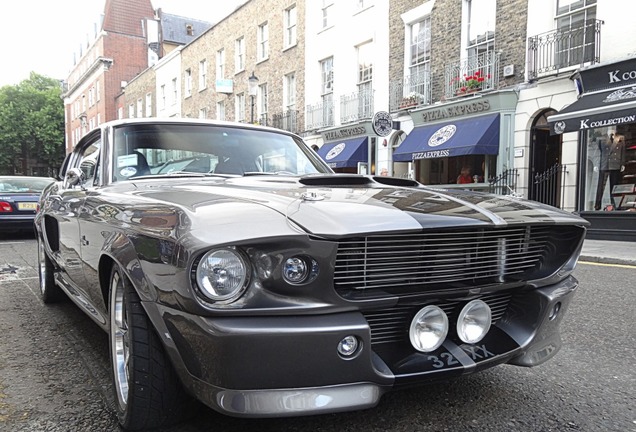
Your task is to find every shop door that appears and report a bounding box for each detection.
[529,112,563,207]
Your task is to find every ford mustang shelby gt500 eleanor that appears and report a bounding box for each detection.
[36,119,588,430]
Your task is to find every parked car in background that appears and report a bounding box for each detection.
[0,176,55,233]
[35,119,589,431]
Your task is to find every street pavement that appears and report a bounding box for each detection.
[581,239,636,266]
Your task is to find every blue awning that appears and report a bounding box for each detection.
[393,113,500,161]
[317,137,368,168]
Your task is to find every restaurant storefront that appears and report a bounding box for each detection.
[547,58,636,241]
[316,122,374,174]
[392,91,518,190]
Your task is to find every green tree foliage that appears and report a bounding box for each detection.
[0,72,65,175]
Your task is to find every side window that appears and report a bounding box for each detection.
[77,140,101,187]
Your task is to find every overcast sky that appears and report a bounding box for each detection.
[0,0,245,87]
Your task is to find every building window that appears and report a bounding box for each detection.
[216,49,225,80]
[322,0,334,29]
[235,37,245,72]
[555,0,597,67]
[217,101,225,121]
[199,59,207,90]
[284,5,297,48]
[171,78,178,105]
[409,16,431,96]
[466,0,496,59]
[185,69,192,96]
[96,81,100,101]
[160,85,166,109]
[199,107,207,119]
[88,87,94,106]
[137,98,143,117]
[118,107,123,119]
[258,22,269,61]
[97,113,101,125]
[259,83,268,125]
[128,104,135,118]
[236,92,246,122]
[285,72,296,111]
[358,42,373,117]
[320,57,333,125]
[145,93,152,117]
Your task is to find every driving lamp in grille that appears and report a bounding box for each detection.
[456,300,492,344]
[409,305,449,352]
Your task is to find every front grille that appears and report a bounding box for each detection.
[334,225,571,297]
[363,291,512,346]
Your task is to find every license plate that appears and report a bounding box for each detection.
[17,202,37,211]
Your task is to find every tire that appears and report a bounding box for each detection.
[38,235,65,303]
[108,264,194,431]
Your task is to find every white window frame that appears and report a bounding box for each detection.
[284,5,297,48]
[284,72,296,111]
[185,69,192,97]
[199,59,207,90]
[236,92,246,122]
[235,37,245,73]
[259,83,268,124]
[145,93,152,117]
[216,101,225,121]
[258,22,269,61]
[322,0,334,29]
[137,98,143,117]
[216,49,225,80]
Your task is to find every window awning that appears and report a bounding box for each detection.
[393,113,500,162]
[317,137,368,168]
[547,86,636,135]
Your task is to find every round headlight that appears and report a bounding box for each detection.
[409,305,449,353]
[196,249,248,303]
[456,300,492,344]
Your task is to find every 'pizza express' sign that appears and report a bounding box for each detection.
[420,99,490,123]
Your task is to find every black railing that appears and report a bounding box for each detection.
[272,110,298,134]
[489,169,519,196]
[531,163,567,209]
[527,19,602,80]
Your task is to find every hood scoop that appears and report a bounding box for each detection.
[299,174,420,188]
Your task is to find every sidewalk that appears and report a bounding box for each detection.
[580,239,636,266]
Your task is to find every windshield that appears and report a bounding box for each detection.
[112,123,331,181]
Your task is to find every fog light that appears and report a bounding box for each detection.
[337,335,359,357]
[409,305,449,353]
[457,300,492,344]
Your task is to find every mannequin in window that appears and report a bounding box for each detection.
[594,128,625,210]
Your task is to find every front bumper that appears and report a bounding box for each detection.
[144,276,578,417]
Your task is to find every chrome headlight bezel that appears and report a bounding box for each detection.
[193,247,250,304]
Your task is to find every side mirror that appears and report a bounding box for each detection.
[65,167,85,188]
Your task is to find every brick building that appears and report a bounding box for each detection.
[63,0,212,152]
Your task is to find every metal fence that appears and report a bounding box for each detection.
[531,163,567,209]
[488,168,519,196]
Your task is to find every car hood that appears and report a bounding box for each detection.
[126,175,585,236]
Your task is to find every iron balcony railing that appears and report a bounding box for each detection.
[389,69,431,112]
[445,51,500,99]
[340,88,374,124]
[527,19,602,80]
[305,97,335,131]
[271,109,298,134]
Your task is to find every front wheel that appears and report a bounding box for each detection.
[38,235,64,303]
[108,264,194,431]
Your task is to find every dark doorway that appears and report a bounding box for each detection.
[529,110,563,207]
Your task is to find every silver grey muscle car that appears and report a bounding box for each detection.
[35,118,589,431]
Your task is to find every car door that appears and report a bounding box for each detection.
[54,134,102,298]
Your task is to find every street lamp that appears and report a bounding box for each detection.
[248,72,259,123]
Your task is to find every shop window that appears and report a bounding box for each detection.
[584,125,636,211]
